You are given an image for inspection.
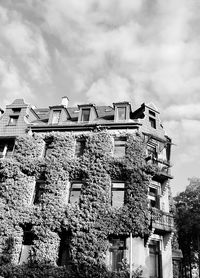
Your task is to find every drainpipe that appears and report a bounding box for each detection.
[130,232,132,278]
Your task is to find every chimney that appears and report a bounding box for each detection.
[61,96,69,107]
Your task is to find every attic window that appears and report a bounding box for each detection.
[149,110,156,117]
[117,107,126,121]
[12,108,21,113]
[81,108,90,122]
[9,115,19,126]
[149,117,156,129]
[52,110,61,124]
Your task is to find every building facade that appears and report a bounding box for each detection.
[0,97,179,278]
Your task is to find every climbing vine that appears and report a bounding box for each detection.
[0,130,154,278]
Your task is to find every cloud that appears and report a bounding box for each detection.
[0,59,33,108]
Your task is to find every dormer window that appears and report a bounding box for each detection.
[117,107,126,121]
[81,108,90,122]
[149,109,156,129]
[9,115,19,126]
[113,102,131,122]
[52,110,61,124]
[78,104,97,123]
[12,108,21,113]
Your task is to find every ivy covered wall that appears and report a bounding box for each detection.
[0,130,155,278]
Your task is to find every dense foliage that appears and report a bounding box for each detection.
[174,177,200,278]
[0,130,154,277]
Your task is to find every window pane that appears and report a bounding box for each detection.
[19,245,31,264]
[69,183,82,204]
[149,242,160,277]
[52,110,61,124]
[114,139,126,157]
[112,183,125,208]
[75,140,85,156]
[109,238,126,271]
[117,107,126,120]
[149,117,156,129]
[81,109,90,122]
[9,116,18,125]
[57,232,71,266]
[33,182,45,205]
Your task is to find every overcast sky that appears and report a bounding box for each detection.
[0,0,200,195]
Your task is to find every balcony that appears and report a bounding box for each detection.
[151,209,174,233]
[147,157,173,180]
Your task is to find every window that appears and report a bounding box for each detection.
[114,137,126,157]
[75,140,85,157]
[9,115,19,126]
[147,145,157,160]
[81,108,90,122]
[19,227,34,264]
[149,110,156,117]
[0,140,15,158]
[57,232,71,266]
[149,241,161,278]
[109,237,126,271]
[44,139,54,157]
[69,183,82,204]
[112,183,125,208]
[149,117,156,129]
[52,110,61,124]
[148,183,160,209]
[12,108,21,113]
[117,107,126,121]
[32,181,45,205]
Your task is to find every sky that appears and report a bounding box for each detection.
[0,0,200,195]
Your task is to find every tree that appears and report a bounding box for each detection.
[174,177,200,278]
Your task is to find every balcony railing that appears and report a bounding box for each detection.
[151,209,174,232]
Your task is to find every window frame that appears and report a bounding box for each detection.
[8,115,19,126]
[116,106,127,121]
[32,180,45,205]
[69,182,83,204]
[19,227,34,265]
[113,137,126,158]
[52,109,61,125]
[109,236,127,271]
[75,139,85,157]
[81,108,90,122]
[111,182,125,208]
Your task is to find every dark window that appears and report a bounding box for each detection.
[44,139,54,157]
[52,110,61,124]
[112,183,125,208]
[117,107,126,121]
[9,115,19,126]
[81,109,90,122]
[12,108,21,113]
[149,117,156,129]
[19,227,34,264]
[149,241,161,278]
[148,185,160,209]
[114,138,126,157]
[33,181,45,205]
[149,110,156,117]
[75,140,85,157]
[0,140,15,158]
[57,232,71,266]
[109,237,126,271]
[69,183,82,204]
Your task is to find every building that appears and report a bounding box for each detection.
[0,97,180,278]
